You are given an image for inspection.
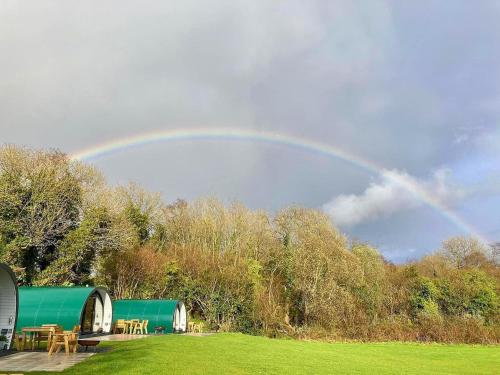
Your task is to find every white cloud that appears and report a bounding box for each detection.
[322,169,466,227]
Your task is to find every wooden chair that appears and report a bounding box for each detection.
[72,325,81,333]
[48,333,65,355]
[135,320,143,334]
[113,319,127,334]
[44,326,63,353]
[133,321,142,335]
[35,325,58,349]
[129,319,140,334]
[13,333,24,351]
[133,319,149,334]
[194,322,204,333]
[48,332,78,356]
[36,330,50,349]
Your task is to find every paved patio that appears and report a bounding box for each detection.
[0,352,94,372]
[0,334,149,372]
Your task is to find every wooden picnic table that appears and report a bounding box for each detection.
[21,326,57,351]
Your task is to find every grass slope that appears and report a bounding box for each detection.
[28,333,499,375]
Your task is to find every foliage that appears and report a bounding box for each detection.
[1,145,499,343]
[0,146,94,283]
[410,277,441,317]
[436,269,498,321]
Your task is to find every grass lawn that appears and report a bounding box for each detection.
[26,333,499,375]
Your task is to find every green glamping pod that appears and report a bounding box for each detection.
[113,300,187,333]
[0,264,18,350]
[17,287,113,335]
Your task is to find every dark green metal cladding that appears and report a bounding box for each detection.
[113,300,179,333]
[17,287,96,332]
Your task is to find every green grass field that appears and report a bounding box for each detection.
[29,333,499,375]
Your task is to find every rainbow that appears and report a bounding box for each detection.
[69,127,488,243]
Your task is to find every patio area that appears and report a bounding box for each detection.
[0,351,95,372]
[0,334,149,372]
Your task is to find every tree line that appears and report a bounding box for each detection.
[0,145,498,343]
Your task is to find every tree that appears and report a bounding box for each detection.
[440,236,489,269]
[33,207,113,285]
[0,146,88,283]
[115,183,163,244]
[352,243,387,322]
[274,207,362,329]
[491,243,500,265]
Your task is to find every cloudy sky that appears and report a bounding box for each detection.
[1,0,499,261]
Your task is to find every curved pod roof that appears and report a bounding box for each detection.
[113,300,187,333]
[0,264,18,349]
[17,287,113,334]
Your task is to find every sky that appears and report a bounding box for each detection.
[1,0,499,262]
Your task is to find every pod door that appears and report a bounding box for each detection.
[173,305,180,332]
[173,302,187,332]
[81,292,104,334]
[178,303,187,332]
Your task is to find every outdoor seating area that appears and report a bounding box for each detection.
[113,319,149,335]
[15,324,83,356]
[188,322,204,333]
[112,299,187,334]
[0,263,188,372]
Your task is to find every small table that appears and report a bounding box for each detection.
[21,327,56,351]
